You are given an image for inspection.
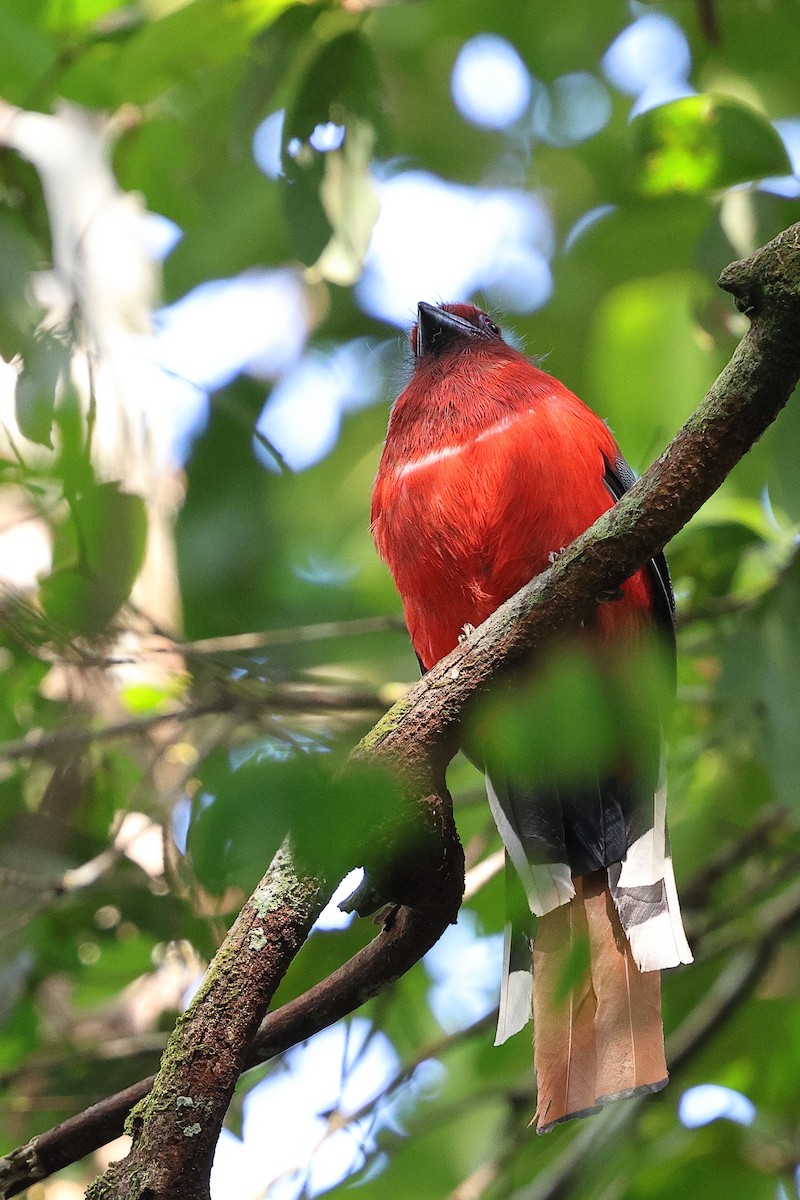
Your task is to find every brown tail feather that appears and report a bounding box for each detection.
[533,871,668,1133]
[532,883,597,1130]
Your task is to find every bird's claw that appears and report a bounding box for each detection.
[548,546,568,564]
[458,623,476,643]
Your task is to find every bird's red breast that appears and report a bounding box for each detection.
[371,304,655,669]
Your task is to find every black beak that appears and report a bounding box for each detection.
[416,302,479,357]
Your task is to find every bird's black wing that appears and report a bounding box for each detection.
[602,453,676,679]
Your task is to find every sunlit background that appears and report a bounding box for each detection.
[3,1,800,1197]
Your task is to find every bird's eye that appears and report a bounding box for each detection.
[482,317,501,337]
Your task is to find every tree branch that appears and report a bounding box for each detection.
[83,841,331,1200]
[0,682,388,763]
[0,705,224,762]
[3,223,800,1199]
[36,615,407,666]
[146,614,407,658]
[7,821,794,1197]
[0,878,469,1197]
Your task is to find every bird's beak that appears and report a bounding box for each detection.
[416,302,477,357]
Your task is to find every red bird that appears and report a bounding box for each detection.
[371,301,692,1132]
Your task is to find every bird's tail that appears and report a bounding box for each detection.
[532,870,668,1133]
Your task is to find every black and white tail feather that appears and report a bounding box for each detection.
[489,453,692,1046]
[489,757,692,1045]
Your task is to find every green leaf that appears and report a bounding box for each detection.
[0,981,38,1071]
[281,29,382,265]
[717,560,800,815]
[668,520,765,610]
[115,0,258,102]
[71,933,158,1009]
[282,150,330,265]
[0,6,56,103]
[0,210,42,358]
[187,746,402,896]
[313,118,380,286]
[120,679,186,714]
[472,640,672,790]
[236,2,322,131]
[40,482,148,636]
[46,0,135,34]
[39,567,94,632]
[284,29,381,145]
[186,750,287,895]
[765,380,800,522]
[631,95,791,196]
[15,330,70,448]
[587,271,723,470]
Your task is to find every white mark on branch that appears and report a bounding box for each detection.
[249,928,268,952]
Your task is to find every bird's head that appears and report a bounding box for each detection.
[409,302,505,360]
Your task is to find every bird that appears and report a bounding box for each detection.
[370,300,692,1132]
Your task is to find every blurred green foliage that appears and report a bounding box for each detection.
[1,1,800,1199]
[631,94,790,196]
[474,637,673,786]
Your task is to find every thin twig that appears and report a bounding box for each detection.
[0,681,391,762]
[255,1012,496,1198]
[0,702,223,762]
[679,803,789,907]
[677,543,800,629]
[154,615,406,657]
[253,427,294,475]
[0,1034,168,1090]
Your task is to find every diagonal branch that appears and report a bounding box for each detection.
[0,890,466,1198]
[3,223,800,1199]
[83,841,334,1200]
[354,224,800,772]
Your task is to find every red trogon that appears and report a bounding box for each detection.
[371,301,692,1132]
